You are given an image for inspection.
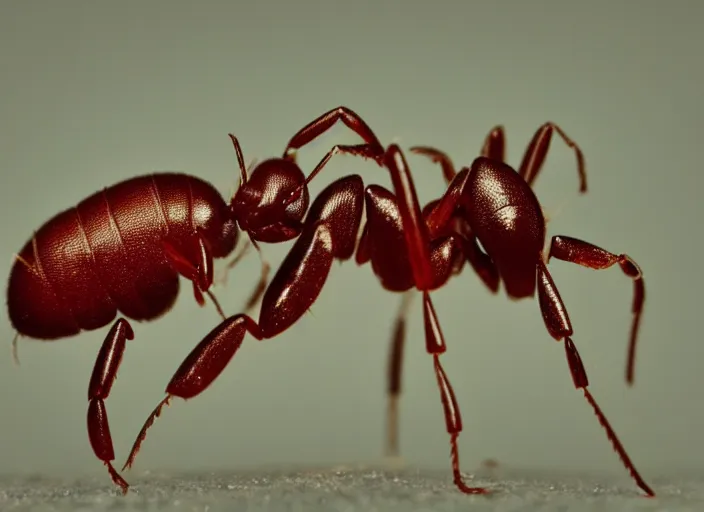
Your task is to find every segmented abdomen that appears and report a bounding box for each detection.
[7,173,216,339]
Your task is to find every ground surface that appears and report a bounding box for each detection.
[0,465,700,512]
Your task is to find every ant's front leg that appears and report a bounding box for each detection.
[122,175,366,472]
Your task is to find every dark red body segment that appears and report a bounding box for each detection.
[465,157,546,298]
[230,158,309,243]
[7,173,237,340]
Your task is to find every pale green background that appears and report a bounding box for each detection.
[0,0,701,486]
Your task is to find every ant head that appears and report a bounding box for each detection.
[230,157,309,243]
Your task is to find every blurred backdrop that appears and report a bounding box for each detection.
[0,0,701,486]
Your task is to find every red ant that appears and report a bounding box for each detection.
[118,109,654,497]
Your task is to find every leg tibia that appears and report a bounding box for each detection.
[423,292,446,354]
[433,355,461,434]
[87,398,115,462]
[537,260,574,340]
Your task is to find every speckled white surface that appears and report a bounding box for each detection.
[0,465,700,512]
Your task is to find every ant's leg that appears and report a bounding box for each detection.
[283,106,385,162]
[215,235,252,287]
[282,141,387,210]
[162,232,225,320]
[408,146,458,184]
[241,240,271,315]
[121,223,336,472]
[219,237,254,286]
[217,236,271,316]
[383,145,487,494]
[409,124,506,185]
[547,235,645,385]
[122,224,339,471]
[382,145,434,289]
[279,107,387,207]
[458,229,500,293]
[480,126,506,162]
[517,123,587,192]
[409,122,507,182]
[121,312,263,472]
[413,122,586,193]
[536,259,654,497]
[385,291,414,461]
[87,318,133,494]
[11,332,20,366]
[422,291,488,494]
